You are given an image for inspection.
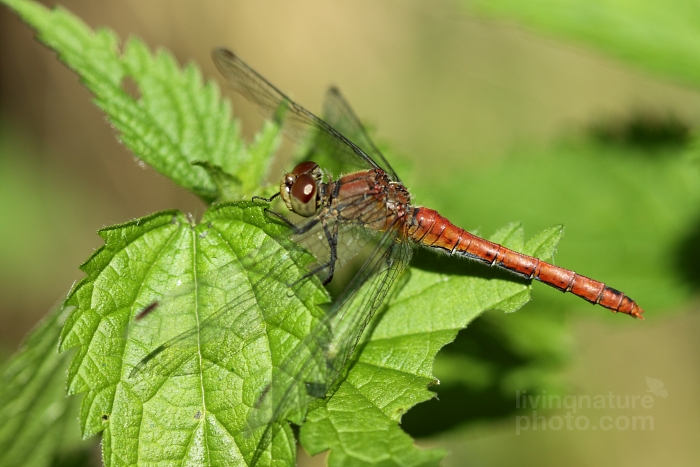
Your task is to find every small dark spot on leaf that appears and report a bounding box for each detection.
[194,410,202,420]
[121,76,141,100]
[102,414,109,421]
[135,301,159,321]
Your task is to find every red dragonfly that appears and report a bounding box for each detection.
[133,49,643,465]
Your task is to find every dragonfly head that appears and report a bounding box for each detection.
[280,161,322,217]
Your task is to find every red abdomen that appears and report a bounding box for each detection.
[406,207,643,319]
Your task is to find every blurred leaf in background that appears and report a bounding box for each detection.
[0,303,95,467]
[463,0,700,91]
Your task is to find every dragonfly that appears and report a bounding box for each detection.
[209,47,643,316]
[131,48,644,465]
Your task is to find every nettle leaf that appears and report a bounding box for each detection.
[59,203,330,466]
[0,304,91,467]
[300,224,562,466]
[3,0,280,203]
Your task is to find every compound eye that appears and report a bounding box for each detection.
[290,173,318,217]
[292,161,319,176]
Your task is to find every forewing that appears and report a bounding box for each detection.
[212,48,381,175]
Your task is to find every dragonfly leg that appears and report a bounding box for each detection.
[252,192,280,203]
[322,220,339,285]
[261,209,296,228]
[292,219,339,285]
[261,209,341,287]
[261,209,340,285]
[262,209,326,238]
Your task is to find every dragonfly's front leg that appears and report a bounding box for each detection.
[260,208,340,285]
[292,218,339,285]
[251,192,280,203]
[261,208,298,229]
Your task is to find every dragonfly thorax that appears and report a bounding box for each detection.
[280,161,324,217]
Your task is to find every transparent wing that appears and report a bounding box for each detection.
[212,48,385,176]
[324,220,412,373]
[246,218,412,465]
[126,215,327,400]
[320,87,400,182]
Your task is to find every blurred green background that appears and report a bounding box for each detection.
[1,0,699,466]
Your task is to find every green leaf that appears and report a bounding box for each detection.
[299,224,561,466]
[462,0,700,89]
[2,0,281,203]
[58,203,330,466]
[0,303,93,467]
[57,195,560,467]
